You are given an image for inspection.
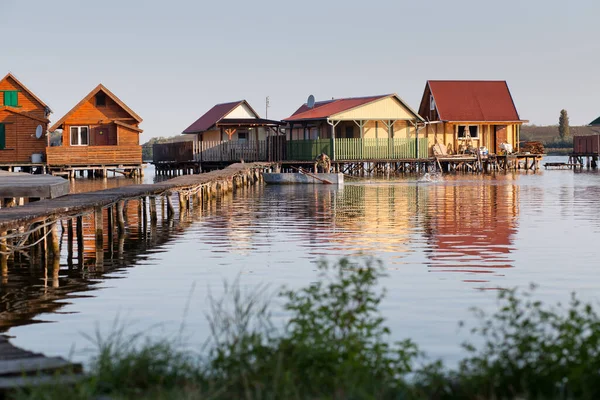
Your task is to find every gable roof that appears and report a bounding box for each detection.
[1,72,52,113]
[420,80,522,122]
[590,116,600,126]
[0,107,50,123]
[284,94,423,122]
[49,84,142,131]
[182,100,261,134]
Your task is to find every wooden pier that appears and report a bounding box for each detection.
[0,335,81,393]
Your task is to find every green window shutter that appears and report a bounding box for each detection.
[3,91,18,107]
[0,124,5,150]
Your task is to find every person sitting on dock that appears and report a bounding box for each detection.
[314,153,331,173]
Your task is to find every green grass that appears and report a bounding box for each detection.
[14,259,600,399]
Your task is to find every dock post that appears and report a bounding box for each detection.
[94,207,103,249]
[0,232,7,284]
[67,219,73,268]
[178,192,187,212]
[76,216,84,267]
[166,193,175,218]
[161,196,165,219]
[50,221,60,259]
[107,206,114,254]
[141,197,148,227]
[116,201,125,233]
[149,197,157,224]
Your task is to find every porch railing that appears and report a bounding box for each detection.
[196,140,267,162]
[152,137,430,164]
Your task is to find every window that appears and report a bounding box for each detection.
[457,125,479,139]
[238,131,248,141]
[3,91,18,107]
[95,92,106,107]
[70,126,89,146]
[430,95,436,111]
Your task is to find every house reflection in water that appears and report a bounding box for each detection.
[424,175,519,282]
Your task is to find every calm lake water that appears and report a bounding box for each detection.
[3,157,600,365]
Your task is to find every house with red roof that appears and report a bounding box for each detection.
[283,94,426,161]
[418,80,526,155]
[179,100,283,164]
[0,73,52,169]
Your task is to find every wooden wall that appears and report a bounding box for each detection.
[0,76,49,163]
[46,145,142,166]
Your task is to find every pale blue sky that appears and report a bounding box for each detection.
[1,0,597,142]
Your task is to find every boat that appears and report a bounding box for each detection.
[263,172,344,185]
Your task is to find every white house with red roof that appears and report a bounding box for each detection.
[418,81,527,155]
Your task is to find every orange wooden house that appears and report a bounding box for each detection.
[47,84,143,177]
[0,73,52,170]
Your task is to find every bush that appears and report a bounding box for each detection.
[15,261,600,399]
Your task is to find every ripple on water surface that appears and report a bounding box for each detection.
[4,159,600,365]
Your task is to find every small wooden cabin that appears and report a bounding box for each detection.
[0,73,52,169]
[179,100,283,164]
[418,81,526,156]
[47,84,143,176]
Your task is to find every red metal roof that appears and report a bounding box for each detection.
[425,81,521,122]
[284,95,390,122]
[183,101,246,134]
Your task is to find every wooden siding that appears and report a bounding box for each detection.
[0,112,47,163]
[117,124,140,146]
[331,97,416,121]
[61,96,136,129]
[0,76,47,120]
[46,145,142,166]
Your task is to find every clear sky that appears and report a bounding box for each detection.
[1,0,597,142]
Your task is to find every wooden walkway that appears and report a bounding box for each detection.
[0,163,268,232]
[0,335,81,392]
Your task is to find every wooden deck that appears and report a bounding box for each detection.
[0,335,82,392]
[0,171,70,202]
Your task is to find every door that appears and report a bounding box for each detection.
[93,125,110,146]
[495,125,507,154]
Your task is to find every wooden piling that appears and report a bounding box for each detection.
[76,216,84,266]
[166,193,175,218]
[67,219,73,268]
[116,201,125,233]
[50,221,60,258]
[149,196,157,224]
[178,192,187,212]
[94,207,103,249]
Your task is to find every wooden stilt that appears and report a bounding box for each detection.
[149,196,157,224]
[117,201,125,233]
[94,207,103,249]
[67,219,73,268]
[166,194,175,218]
[76,216,84,267]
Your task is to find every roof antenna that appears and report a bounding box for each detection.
[265,96,270,118]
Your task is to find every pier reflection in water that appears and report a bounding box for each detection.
[3,166,600,365]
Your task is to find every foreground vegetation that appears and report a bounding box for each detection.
[16,259,600,399]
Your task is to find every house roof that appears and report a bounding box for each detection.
[183,100,263,134]
[0,107,50,123]
[1,72,52,113]
[49,84,142,131]
[284,94,424,122]
[589,116,600,126]
[421,80,523,122]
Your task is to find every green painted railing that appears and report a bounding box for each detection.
[335,138,429,160]
[282,138,429,161]
[287,139,332,161]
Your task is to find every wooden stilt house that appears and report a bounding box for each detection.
[47,84,143,177]
[283,94,426,162]
[418,81,527,156]
[0,73,52,170]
